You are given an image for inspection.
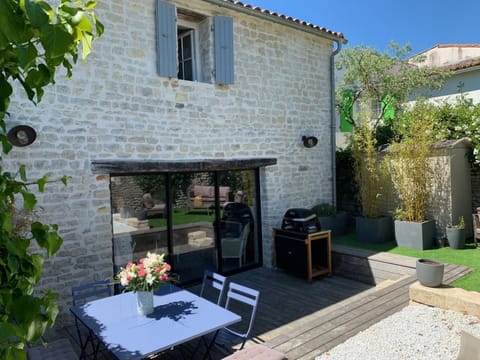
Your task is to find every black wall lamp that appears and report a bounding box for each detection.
[7,125,37,147]
[302,136,318,148]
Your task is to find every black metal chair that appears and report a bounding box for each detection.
[71,279,112,359]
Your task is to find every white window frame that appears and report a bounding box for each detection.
[177,20,202,82]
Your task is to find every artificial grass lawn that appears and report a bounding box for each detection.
[333,231,480,291]
[148,207,215,228]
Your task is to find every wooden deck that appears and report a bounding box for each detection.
[48,247,472,360]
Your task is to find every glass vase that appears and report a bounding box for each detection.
[136,290,154,315]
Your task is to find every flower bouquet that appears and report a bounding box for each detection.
[116,252,172,315]
[117,252,172,292]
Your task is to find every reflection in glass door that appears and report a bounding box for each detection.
[170,172,217,283]
[218,169,259,273]
[110,169,261,285]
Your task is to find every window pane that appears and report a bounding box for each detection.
[218,170,259,272]
[183,59,193,81]
[183,33,192,59]
[111,175,167,274]
[171,172,216,283]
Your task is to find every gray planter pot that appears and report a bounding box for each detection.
[355,216,393,243]
[318,211,348,237]
[416,258,444,287]
[446,227,465,249]
[394,219,435,250]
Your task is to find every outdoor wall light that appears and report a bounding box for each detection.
[302,136,318,148]
[7,125,37,147]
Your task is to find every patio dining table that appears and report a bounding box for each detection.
[70,285,241,360]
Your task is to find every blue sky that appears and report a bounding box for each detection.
[248,0,479,55]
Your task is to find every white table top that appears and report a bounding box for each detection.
[70,286,241,360]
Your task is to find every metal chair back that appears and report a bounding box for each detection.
[199,270,227,305]
[222,282,260,350]
[71,279,112,358]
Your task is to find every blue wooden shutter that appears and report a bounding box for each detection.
[156,0,177,77]
[214,16,234,84]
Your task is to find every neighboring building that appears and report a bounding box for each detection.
[5,0,346,322]
[415,44,480,103]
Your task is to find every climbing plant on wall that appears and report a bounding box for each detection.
[0,1,103,358]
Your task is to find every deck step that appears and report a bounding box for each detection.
[263,262,471,360]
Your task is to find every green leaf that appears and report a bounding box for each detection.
[24,64,51,89]
[7,255,19,275]
[41,25,73,59]
[21,191,36,211]
[2,211,13,233]
[0,322,19,343]
[61,175,69,186]
[0,134,13,154]
[0,75,13,100]
[85,1,97,10]
[81,32,93,60]
[30,255,44,283]
[15,44,38,70]
[25,1,49,28]
[37,175,50,192]
[94,15,104,37]
[0,1,33,44]
[30,222,63,256]
[19,165,27,182]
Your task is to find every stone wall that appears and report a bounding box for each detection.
[4,0,335,322]
[336,140,474,240]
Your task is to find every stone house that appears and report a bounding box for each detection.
[5,0,346,322]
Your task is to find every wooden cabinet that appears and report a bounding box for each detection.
[273,228,332,281]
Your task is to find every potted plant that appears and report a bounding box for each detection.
[388,101,436,250]
[311,203,348,237]
[446,216,466,249]
[351,120,393,244]
[416,258,444,287]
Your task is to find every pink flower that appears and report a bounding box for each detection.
[138,269,147,277]
[165,264,171,271]
[160,274,169,281]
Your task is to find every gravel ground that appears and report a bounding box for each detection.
[316,304,480,360]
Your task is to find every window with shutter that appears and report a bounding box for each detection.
[155,0,234,84]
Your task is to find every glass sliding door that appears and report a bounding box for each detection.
[170,172,216,283]
[110,169,262,285]
[218,169,260,273]
[110,174,168,274]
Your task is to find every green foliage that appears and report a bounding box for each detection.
[450,216,465,230]
[336,42,450,131]
[0,1,103,357]
[350,120,386,218]
[0,0,104,146]
[387,100,436,222]
[134,175,166,199]
[311,203,336,217]
[0,166,65,359]
[431,92,480,163]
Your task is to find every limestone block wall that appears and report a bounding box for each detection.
[4,0,335,322]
